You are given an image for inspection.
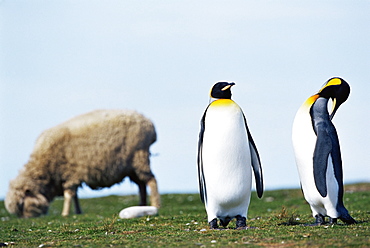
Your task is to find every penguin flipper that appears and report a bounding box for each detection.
[328,128,349,219]
[243,114,264,198]
[313,129,332,197]
[328,128,344,195]
[197,108,208,203]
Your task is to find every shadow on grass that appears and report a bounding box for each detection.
[278,220,302,226]
[279,219,368,226]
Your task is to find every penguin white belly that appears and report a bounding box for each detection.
[292,108,339,217]
[202,103,252,221]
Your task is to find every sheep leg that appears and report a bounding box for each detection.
[62,189,80,216]
[138,182,147,206]
[131,150,160,207]
[129,174,148,205]
[62,189,73,216]
[73,193,82,214]
[147,177,160,208]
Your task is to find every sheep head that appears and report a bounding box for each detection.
[5,178,49,218]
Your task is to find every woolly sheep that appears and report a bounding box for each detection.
[5,109,160,218]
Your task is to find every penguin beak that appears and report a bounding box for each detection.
[329,86,350,120]
[318,78,350,120]
[221,82,235,91]
[329,98,338,120]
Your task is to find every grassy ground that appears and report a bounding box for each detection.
[0,183,369,247]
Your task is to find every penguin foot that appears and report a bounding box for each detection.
[235,215,247,229]
[209,218,219,229]
[329,217,337,225]
[305,214,325,226]
[314,214,325,225]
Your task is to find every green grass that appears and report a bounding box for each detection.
[1,183,369,247]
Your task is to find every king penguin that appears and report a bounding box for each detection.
[197,82,264,229]
[292,77,356,225]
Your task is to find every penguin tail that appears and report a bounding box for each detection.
[339,214,357,225]
[338,206,357,225]
[219,217,232,227]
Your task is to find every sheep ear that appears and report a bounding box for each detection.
[22,192,49,218]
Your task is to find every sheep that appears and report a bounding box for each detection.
[5,109,160,218]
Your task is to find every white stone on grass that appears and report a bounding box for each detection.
[119,206,158,219]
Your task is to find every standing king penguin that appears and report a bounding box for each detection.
[292,77,356,225]
[197,82,263,229]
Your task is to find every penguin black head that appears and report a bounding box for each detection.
[318,77,350,119]
[210,82,235,99]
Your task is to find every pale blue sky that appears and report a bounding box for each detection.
[1,1,369,199]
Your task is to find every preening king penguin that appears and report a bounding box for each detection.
[292,77,356,225]
[197,82,264,229]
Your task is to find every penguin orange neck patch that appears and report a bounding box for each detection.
[210,99,235,107]
[304,94,319,107]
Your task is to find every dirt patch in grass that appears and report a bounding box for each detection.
[345,183,370,192]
